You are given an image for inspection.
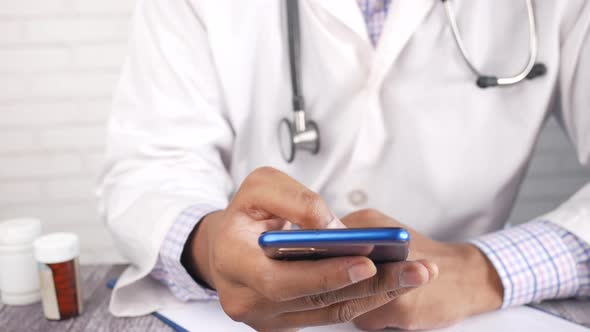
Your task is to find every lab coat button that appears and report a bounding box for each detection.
[348,190,368,206]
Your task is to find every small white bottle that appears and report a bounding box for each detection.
[0,218,42,305]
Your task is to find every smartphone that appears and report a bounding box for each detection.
[259,228,410,263]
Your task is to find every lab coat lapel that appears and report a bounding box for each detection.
[352,0,436,168]
[312,0,370,44]
[369,0,436,88]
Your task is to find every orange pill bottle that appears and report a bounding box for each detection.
[33,233,83,320]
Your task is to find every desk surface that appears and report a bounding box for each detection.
[1,265,588,332]
[0,265,171,332]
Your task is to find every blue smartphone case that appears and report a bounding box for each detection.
[259,227,410,263]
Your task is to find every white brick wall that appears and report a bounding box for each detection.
[0,0,135,264]
[0,0,588,266]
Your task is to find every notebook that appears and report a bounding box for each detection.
[155,299,590,332]
[105,278,588,332]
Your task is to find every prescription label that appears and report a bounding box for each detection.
[38,258,83,320]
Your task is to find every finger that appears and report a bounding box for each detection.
[353,301,396,331]
[341,209,389,228]
[416,259,439,280]
[239,256,378,302]
[276,260,433,312]
[273,281,422,329]
[259,217,288,231]
[341,209,421,234]
[233,167,345,229]
[354,260,440,331]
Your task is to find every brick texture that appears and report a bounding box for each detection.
[0,0,588,267]
[0,0,134,264]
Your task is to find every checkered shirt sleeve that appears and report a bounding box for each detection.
[150,205,221,301]
[471,220,590,308]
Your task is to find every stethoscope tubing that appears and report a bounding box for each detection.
[279,0,546,162]
[442,0,540,86]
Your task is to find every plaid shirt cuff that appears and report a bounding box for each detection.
[471,220,590,308]
[150,204,221,301]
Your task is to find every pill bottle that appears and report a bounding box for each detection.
[33,233,83,320]
[0,218,42,305]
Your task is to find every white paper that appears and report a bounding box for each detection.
[157,300,590,332]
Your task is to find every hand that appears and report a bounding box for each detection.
[340,209,503,331]
[184,168,438,331]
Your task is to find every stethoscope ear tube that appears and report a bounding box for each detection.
[476,76,499,89]
[443,0,547,88]
[477,63,547,88]
[526,63,547,80]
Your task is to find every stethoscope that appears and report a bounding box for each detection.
[279,0,548,163]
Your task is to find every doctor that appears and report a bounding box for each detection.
[99,0,590,330]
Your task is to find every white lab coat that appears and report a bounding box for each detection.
[99,0,590,317]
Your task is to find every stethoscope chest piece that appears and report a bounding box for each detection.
[279,111,320,163]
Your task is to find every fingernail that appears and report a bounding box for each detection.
[399,265,427,287]
[348,263,376,283]
[326,217,346,229]
[425,262,439,279]
[416,259,439,280]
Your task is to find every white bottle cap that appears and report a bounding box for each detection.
[34,233,80,264]
[0,218,42,247]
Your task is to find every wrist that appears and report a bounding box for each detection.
[181,210,222,290]
[447,243,503,314]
